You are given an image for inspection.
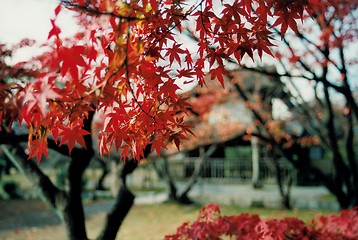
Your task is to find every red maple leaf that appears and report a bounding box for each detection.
[28,137,48,165]
[165,43,186,66]
[22,80,61,117]
[210,66,227,88]
[58,46,87,81]
[48,19,61,39]
[151,138,167,156]
[58,122,90,154]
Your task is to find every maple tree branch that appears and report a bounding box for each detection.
[231,76,267,134]
[297,32,340,71]
[234,65,330,137]
[232,76,352,207]
[281,35,319,79]
[274,27,358,121]
[240,65,312,82]
[48,138,72,157]
[179,144,217,199]
[97,144,152,240]
[185,24,340,95]
[186,27,312,83]
[279,31,346,94]
[312,82,325,107]
[60,0,146,21]
[124,21,154,121]
[0,130,73,157]
[145,1,202,55]
[283,78,330,149]
[276,26,341,72]
[1,144,67,213]
[338,42,358,121]
[296,30,342,72]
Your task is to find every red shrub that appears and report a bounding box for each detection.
[310,207,358,239]
[165,204,358,240]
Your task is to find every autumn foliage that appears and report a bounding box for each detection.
[165,204,358,240]
[0,0,330,163]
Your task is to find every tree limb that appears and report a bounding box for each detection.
[1,144,67,215]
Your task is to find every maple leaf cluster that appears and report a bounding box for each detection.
[0,0,326,162]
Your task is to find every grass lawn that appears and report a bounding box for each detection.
[0,172,338,239]
[0,200,337,240]
[114,203,336,239]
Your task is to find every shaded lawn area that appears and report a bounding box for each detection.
[0,200,336,240]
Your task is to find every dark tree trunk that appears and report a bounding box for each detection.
[2,111,95,240]
[271,149,292,210]
[157,156,179,201]
[61,112,95,240]
[233,75,357,209]
[345,109,358,206]
[1,113,156,240]
[322,80,352,209]
[3,143,93,240]
[177,145,217,203]
[157,146,217,204]
[97,185,135,240]
[97,144,152,240]
[2,144,67,210]
[63,193,88,240]
[96,157,109,190]
[168,181,178,201]
[63,150,94,240]
[312,166,351,209]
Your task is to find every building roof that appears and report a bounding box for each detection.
[165,68,279,154]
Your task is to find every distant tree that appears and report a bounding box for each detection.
[153,144,217,204]
[175,68,296,209]
[0,1,329,239]
[232,1,358,209]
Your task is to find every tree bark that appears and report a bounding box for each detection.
[95,156,109,190]
[273,156,292,209]
[322,79,352,209]
[178,145,217,202]
[251,137,261,188]
[345,110,358,206]
[156,146,217,204]
[155,156,178,201]
[1,144,67,210]
[59,111,95,240]
[63,149,93,240]
[97,159,138,240]
[1,143,94,240]
[97,185,135,240]
[97,142,153,240]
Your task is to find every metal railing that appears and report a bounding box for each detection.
[166,157,297,184]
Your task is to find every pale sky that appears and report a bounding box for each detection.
[0,0,56,43]
[0,0,77,61]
